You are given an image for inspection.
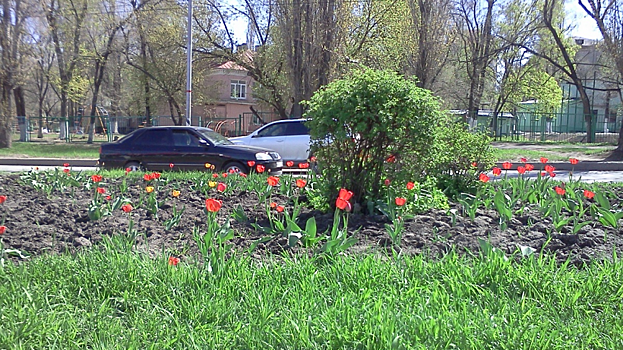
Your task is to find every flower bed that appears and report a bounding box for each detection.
[1,160,622,267]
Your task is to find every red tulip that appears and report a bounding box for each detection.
[106,195,111,201]
[143,174,153,181]
[212,173,219,178]
[336,188,354,211]
[310,156,317,162]
[338,188,354,201]
[502,162,512,170]
[122,204,133,213]
[276,206,285,213]
[384,179,391,186]
[168,257,180,266]
[152,172,161,179]
[525,164,534,171]
[0,226,6,234]
[63,168,70,174]
[517,166,526,174]
[395,197,406,206]
[569,158,579,165]
[406,182,415,190]
[270,202,277,208]
[91,174,103,182]
[554,186,565,195]
[97,187,106,194]
[296,179,307,188]
[267,176,279,186]
[545,165,555,173]
[0,195,6,204]
[205,198,223,212]
[520,157,527,163]
[247,160,256,167]
[540,157,548,164]
[479,173,490,183]
[471,162,477,167]
[492,167,502,176]
[549,172,556,178]
[336,198,351,211]
[256,164,265,173]
[217,183,227,192]
[63,163,70,168]
[222,173,228,178]
[169,163,174,169]
[583,190,595,199]
[386,155,396,163]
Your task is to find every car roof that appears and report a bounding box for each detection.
[137,126,213,131]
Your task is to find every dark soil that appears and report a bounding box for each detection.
[1,174,622,266]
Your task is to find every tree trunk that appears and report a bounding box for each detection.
[14,86,27,142]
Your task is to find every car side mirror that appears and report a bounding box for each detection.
[113,136,119,141]
[251,134,260,138]
[199,139,209,146]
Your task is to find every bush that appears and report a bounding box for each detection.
[304,68,442,207]
[427,117,496,198]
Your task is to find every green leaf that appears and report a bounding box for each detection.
[595,192,611,210]
[305,217,317,238]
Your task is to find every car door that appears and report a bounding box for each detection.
[130,128,174,171]
[246,122,288,155]
[171,129,221,171]
[282,121,311,162]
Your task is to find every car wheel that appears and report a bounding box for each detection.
[223,161,247,174]
[125,161,143,172]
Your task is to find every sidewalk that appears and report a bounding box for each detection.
[0,158,621,171]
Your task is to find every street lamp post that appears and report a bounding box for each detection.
[185,0,193,126]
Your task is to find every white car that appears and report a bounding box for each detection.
[230,119,311,163]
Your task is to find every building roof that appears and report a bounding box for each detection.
[214,50,254,71]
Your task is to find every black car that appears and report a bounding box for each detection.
[98,126,283,174]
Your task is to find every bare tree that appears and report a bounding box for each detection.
[453,0,498,122]
[43,0,90,139]
[579,0,623,152]
[407,0,454,90]
[0,0,29,148]
[83,0,151,143]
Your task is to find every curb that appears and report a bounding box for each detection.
[494,161,623,172]
[0,158,621,172]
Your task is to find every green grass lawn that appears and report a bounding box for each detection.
[1,241,622,349]
[0,142,100,159]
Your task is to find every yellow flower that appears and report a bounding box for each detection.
[205,163,212,169]
[146,186,154,193]
[172,190,180,197]
[208,181,217,188]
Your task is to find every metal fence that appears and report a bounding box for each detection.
[469,110,622,143]
[11,113,281,143]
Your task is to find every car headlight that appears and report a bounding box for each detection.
[255,152,272,161]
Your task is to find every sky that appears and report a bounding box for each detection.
[566,1,602,40]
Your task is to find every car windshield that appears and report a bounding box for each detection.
[197,128,233,145]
